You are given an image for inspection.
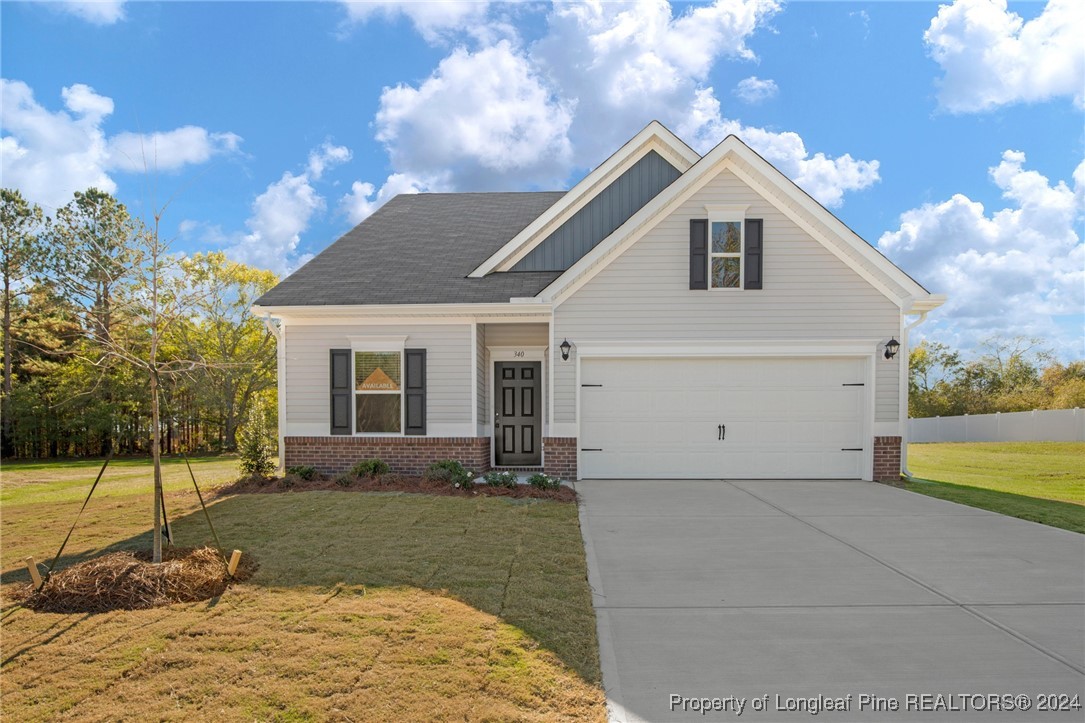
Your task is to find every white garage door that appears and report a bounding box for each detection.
[579,357,867,479]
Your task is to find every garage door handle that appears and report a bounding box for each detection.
[718,424,726,441]
[841,448,863,451]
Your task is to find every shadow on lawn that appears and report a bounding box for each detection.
[907,477,1085,534]
[2,490,600,682]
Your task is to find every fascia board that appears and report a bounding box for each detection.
[251,302,553,322]
[724,161,911,307]
[725,143,933,300]
[468,122,699,278]
[905,294,947,313]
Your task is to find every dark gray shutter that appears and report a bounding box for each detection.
[689,219,708,290]
[330,349,351,435]
[404,348,426,436]
[744,218,763,290]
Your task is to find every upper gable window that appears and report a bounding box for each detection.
[707,205,748,289]
[710,220,743,289]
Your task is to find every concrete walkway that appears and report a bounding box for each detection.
[575,480,1085,722]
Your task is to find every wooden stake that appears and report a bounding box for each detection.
[227,550,242,577]
[25,557,43,589]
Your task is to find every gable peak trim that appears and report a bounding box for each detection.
[468,120,700,278]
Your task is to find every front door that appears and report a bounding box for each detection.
[494,362,542,466]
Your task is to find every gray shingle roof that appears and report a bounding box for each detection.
[254,192,566,307]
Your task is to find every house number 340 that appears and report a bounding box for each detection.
[513,350,525,358]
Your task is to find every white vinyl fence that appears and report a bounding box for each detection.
[909,408,1084,443]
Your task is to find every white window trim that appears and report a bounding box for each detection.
[706,205,748,291]
[351,347,406,437]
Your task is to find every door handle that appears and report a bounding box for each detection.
[718,424,726,441]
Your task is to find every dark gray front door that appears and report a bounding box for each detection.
[494,362,542,466]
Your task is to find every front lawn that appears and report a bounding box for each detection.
[906,442,1085,534]
[1,458,605,720]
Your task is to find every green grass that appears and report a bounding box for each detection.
[906,442,1085,533]
[1,458,604,721]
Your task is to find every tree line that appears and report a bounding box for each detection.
[1,187,278,459]
[909,337,1085,418]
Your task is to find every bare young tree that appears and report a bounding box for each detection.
[59,203,212,563]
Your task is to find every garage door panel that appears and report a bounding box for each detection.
[580,357,867,480]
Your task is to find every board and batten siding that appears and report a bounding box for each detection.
[284,323,474,437]
[552,168,900,427]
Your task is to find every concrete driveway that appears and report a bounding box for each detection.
[575,480,1085,722]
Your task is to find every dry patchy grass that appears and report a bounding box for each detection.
[1,459,605,721]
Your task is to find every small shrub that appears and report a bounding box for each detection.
[527,472,562,490]
[483,470,519,488]
[238,398,275,478]
[425,460,474,489]
[333,473,354,487]
[278,475,296,489]
[350,459,390,477]
[286,465,317,481]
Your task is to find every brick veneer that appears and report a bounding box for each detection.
[873,436,902,484]
[543,437,577,481]
[284,436,491,476]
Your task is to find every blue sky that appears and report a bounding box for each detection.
[2,0,1082,359]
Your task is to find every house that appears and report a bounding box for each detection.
[252,122,944,482]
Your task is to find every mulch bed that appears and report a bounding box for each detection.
[217,473,578,502]
[20,546,258,614]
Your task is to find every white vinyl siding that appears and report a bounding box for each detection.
[284,323,473,435]
[553,169,900,425]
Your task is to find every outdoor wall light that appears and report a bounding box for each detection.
[884,337,900,360]
[560,338,572,361]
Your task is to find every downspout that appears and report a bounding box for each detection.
[263,314,286,473]
[899,310,929,479]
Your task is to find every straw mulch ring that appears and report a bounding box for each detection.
[21,546,257,614]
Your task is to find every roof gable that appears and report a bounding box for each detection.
[511,149,682,272]
[536,135,942,311]
[468,120,699,277]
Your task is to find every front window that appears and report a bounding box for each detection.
[710,220,743,289]
[355,351,402,433]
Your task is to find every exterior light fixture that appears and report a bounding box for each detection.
[560,338,572,361]
[884,337,900,360]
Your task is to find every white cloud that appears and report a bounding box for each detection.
[925,0,1085,112]
[879,152,1084,356]
[733,76,778,104]
[1,79,241,209]
[51,1,127,25]
[362,0,878,208]
[339,172,437,225]
[226,142,355,273]
[106,127,242,172]
[340,0,490,43]
[60,83,114,120]
[376,40,574,190]
[306,141,352,180]
[228,171,325,273]
[344,0,872,226]
[678,89,880,207]
[532,0,780,162]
